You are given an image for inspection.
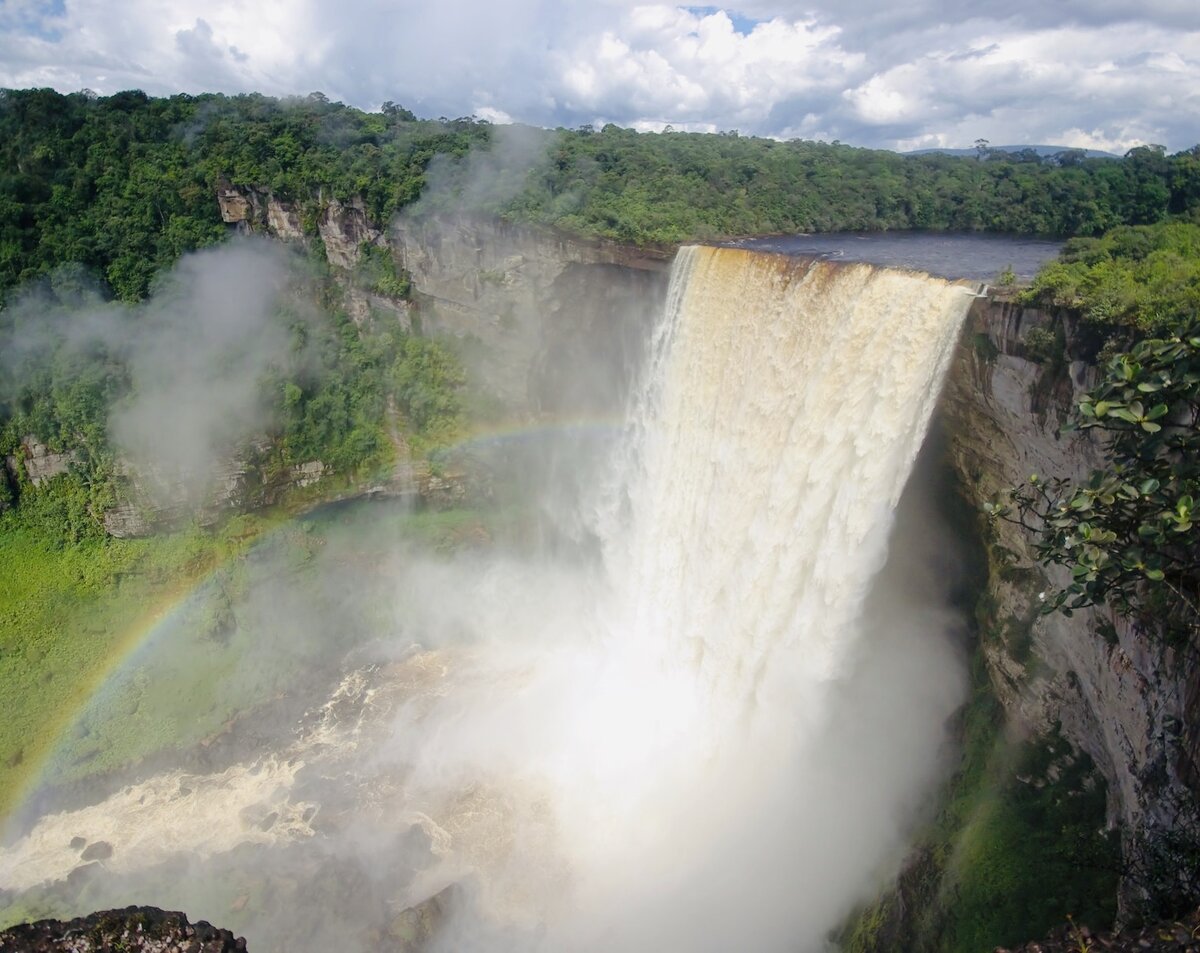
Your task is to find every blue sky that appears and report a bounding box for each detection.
[1,0,1197,152]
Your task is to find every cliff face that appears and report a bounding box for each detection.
[392,215,669,412]
[943,298,1195,909]
[100,450,330,538]
[218,185,671,414]
[217,183,383,269]
[5,437,78,489]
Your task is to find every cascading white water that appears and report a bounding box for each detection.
[602,245,976,750]
[0,245,979,953]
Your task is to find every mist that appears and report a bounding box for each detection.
[0,238,306,502]
[402,121,555,222]
[0,245,975,953]
[108,241,297,501]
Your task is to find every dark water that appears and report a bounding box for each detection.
[728,232,1062,283]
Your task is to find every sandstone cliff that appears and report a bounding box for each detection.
[392,214,668,411]
[217,183,671,414]
[944,297,1196,913]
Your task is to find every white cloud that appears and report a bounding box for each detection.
[0,0,1197,152]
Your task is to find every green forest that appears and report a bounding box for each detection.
[3,87,1199,302]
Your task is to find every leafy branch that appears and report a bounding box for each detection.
[987,323,1200,645]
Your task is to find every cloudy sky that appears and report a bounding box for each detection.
[1,0,1197,152]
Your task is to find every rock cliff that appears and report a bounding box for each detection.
[5,437,78,488]
[392,215,669,411]
[218,183,671,413]
[944,297,1196,913]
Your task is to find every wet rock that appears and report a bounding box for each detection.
[945,298,1197,912]
[64,862,103,888]
[0,906,246,952]
[5,437,77,487]
[387,886,457,952]
[68,837,86,851]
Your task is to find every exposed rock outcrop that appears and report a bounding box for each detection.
[102,450,329,539]
[0,907,245,952]
[216,183,303,242]
[318,197,382,270]
[216,185,384,270]
[216,183,670,412]
[5,437,78,487]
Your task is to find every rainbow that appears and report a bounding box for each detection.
[1,414,629,833]
[2,549,258,834]
[427,414,628,461]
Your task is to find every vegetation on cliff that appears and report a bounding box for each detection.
[1006,217,1200,650]
[984,220,1200,928]
[998,323,1200,647]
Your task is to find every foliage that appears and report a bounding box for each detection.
[0,262,468,533]
[354,242,410,298]
[0,498,495,818]
[390,333,466,449]
[992,324,1200,645]
[0,88,487,302]
[505,132,1198,244]
[945,727,1119,952]
[1020,221,1200,329]
[0,518,254,815]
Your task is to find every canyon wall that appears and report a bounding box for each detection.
[218,186,671,415]
[944,298,1196,910]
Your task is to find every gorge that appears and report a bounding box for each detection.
[4,201,1185,953]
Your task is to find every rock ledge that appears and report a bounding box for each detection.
[0,907,246,952]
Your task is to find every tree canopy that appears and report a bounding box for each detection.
[3,88,1199,304]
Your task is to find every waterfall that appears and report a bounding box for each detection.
[609,245,976,734]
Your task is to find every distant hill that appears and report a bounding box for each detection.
[906,144,1123,160]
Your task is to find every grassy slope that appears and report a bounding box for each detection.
[0,515,279,817]
[0,495,499,821]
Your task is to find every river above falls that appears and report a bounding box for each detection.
[729,232,1063,282]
